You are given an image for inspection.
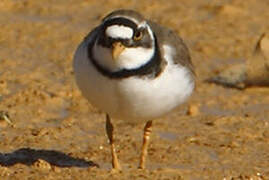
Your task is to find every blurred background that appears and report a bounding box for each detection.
[0,0,269,179]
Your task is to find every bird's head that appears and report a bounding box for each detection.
[93,10,156,72]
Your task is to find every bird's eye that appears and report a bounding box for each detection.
[134,30,143,41]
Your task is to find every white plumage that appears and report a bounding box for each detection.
[73,43,194,123]
[73,9,195,170]
[106,25,133,39]
[93,42,155,72]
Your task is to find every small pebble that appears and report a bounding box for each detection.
[32,159,52,171]
[187,104,200,116]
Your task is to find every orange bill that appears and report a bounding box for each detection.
[112,42,125,60]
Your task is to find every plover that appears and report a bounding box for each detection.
[73,9,195,170]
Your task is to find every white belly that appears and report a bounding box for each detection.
[73,42,194,123]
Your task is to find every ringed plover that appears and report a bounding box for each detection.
[73,9,195,170]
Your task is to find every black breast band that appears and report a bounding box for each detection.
[88,34,161,79]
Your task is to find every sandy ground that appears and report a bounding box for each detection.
[0,0,269,179]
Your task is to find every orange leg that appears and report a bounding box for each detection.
[139,120,153,169]
[106,114,121,171]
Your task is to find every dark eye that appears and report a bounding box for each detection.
[134,30,143,41]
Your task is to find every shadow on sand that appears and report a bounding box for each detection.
[0,148,99,168]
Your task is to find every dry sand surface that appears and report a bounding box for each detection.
[0,0,269,179]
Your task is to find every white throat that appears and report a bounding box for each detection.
[93,43,155,72]
[93,22,156,72]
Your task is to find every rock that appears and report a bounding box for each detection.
[207,33,269,88]
[32,159,52,171]
[207,64,246,89]
[246,33,269,86]
[187,104,200,116]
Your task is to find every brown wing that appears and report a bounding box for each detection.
[148,21,195,76]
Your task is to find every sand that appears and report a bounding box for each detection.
[0,0,269,179]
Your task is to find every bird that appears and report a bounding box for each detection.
[73,9,195,170]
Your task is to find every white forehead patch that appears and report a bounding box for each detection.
[106,25,133,39]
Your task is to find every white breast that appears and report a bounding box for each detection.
[73,43,194,123]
